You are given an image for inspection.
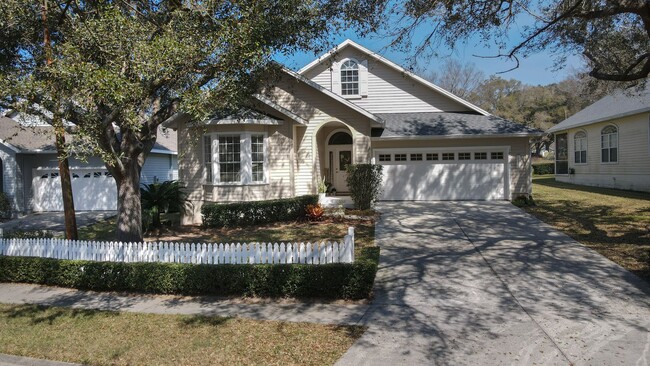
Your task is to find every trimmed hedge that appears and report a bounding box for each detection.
[201,195,318,228]
[0,247,380,300]
[533,163,555,175]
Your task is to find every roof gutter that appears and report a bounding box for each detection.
[371,132,543,141]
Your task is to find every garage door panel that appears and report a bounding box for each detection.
[33,169,117,211]
[380,162,506,201]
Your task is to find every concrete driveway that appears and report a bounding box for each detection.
[337,201,650,366]
[0,211,115,234]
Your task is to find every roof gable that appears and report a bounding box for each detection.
[548,85,650,133]
[299,39,489,116]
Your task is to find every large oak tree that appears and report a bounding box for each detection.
[345,0,650,82]
[0,0,336,241]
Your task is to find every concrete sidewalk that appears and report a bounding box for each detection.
[0,283,369,325]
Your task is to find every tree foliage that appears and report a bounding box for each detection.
[0,0,339,241]
[425,59,485,99]
[345,0,650,82]
[467,72,618,154]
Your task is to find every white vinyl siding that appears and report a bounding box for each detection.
[141,154,178,184]
[556,113,650,192]
[303,48,472,113]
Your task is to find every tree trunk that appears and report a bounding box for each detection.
[42,0,77,240]
[54,117,78,240]
[114,160,143,242]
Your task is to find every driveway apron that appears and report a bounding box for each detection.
[336,201,650,366]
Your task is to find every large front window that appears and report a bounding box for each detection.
[204,133,266,184]
[601,125,618,163]
[218,135,241,183]
[340,60,359,96]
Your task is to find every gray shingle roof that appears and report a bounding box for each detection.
[0,116,176,154]
[548,85,650,133]
[373,112,541,138]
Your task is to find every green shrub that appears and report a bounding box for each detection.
[533,163,554,175]
[141,180,189,228]
[0,247,380,300]
[346,164,383,210]
[0,192,11,219]
[201,195,318,228]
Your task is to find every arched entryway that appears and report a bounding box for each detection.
[315,122,354,194]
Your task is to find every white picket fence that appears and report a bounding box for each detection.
[0,227,355,265]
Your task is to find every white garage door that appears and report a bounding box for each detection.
[33,168,118,211]
[376,149,509,201]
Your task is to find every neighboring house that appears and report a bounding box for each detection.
[0,112,178,214]
[547,86,650,192]
[166,40,541,224]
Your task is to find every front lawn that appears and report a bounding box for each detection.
[79,217,376,257]
[523,175,650,281]
[0,303,363,366]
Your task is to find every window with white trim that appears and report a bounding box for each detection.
[394,154,407,161]
[442,153,455,161]
[601,125,618,163]
[378,154,391,162]
[203,136,213,183]
[474,152,487,160]
[251,134,265,182]
[340,60,359,96]
[218,135,241,183]
[574,131,587,164]
[410,153,423,161]
[426,153,438,161]
[458,152,471,160]
[203,133,267,184]
[491,152,504,160]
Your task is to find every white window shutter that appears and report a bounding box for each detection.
[359,60,368,97]
[331,62,341,94]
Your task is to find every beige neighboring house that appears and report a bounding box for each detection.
[167,40,541,224]
[547,85,650,192]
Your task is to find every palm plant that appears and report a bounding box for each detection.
[140,180,188,228]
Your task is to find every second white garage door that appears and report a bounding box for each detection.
[32,168,118,211]
[376,149,509,201]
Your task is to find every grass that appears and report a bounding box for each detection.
[0,303,364,366]
[79,217,375,257]
[523,175,650,281]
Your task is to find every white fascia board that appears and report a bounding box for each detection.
[298,39,491,116]
[281,67,383,124]
[150,149,177,155]
[547,107,650,133]
[0,140,22,153]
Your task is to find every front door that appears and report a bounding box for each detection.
[329,147,352,193]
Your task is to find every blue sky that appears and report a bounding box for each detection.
[275,20,585,86]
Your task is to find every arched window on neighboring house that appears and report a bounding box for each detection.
[574,131,587,164]
[601,125,618,163]
[340,60,359,96]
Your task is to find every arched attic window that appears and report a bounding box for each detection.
[340,60,359,96]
